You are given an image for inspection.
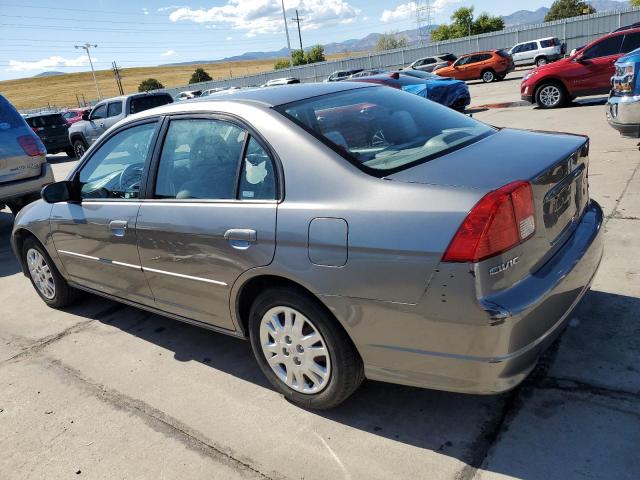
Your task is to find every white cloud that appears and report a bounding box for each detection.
[142,7,149,15]
[226,36,233,40]
[167,0,359,36]
[7,55,94,72]
[160,49,176,56]
[380,0,461,23]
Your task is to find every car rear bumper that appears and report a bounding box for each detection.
[324,200,604,394]
[606,94,640,138]
[0,162,54,205]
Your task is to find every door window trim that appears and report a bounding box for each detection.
[143,112,284,204]
[71,117,163,203]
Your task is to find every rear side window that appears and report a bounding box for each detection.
[277,86,495,175]
[239,137,276,200]
[129,95,172,115]
[582,34,624,59]
[0,95,28,129]
[107,102,123,117]
[540,38,558,48]
[154,118,246,200]
[440,53,457,62]
[622,32,640,53]
[523,42,537,52]
[496,49,511,58]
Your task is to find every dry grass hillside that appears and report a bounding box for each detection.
[0,53,354,111]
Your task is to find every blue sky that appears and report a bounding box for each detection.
[0,1,557,81]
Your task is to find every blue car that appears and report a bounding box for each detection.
[606,47,640,138]
[349,70,471,112]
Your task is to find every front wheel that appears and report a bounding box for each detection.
[248,287,364,409]
[22,237,80,308]
[481,69,496,83]
[535,82,567,109]
[73,139,87,159]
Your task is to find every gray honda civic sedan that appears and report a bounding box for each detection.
[12,82,603,409]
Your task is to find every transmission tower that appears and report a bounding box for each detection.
[415,0,433,45]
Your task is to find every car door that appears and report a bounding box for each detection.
[135,116,278,330]
[510,44,525,65]
[103,100,124,132]
[570,34,624,95]
[522,42,538,65]
[450,55,472,79]
[85,103,107,144]
[50,119,160,305]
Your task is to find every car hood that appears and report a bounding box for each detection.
[385,128,586,190]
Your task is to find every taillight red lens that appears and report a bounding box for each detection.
[442,181,536,263]
[17,135,46,157]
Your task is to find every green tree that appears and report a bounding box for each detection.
[375,32,408,52]
[138,78,164,92]
[292,49,306,66]
[305,44,326,63]
[274,58,292,70]
[189,67,212,84]
[544,0,595,22]
[630,0,640,6]
[430,7,504,42]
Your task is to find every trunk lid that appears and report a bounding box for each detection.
[387,128,590,279]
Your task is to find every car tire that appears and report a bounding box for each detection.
[481,69,496,83]
[535,56,548,67]
[73,139,87,159]
[22,236,80,308]
[535,82,567,109]
[64,147,76,159]
[248,286,364,409]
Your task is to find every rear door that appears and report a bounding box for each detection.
[136,116,278,330]
[102,100,124,132]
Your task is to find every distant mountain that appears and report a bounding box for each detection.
[503,1,630,27]
[33,71,64,78]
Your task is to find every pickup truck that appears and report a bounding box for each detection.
[606,47,640,138]
[69,92,172,157]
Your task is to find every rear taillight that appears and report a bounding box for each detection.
[442,181,536,263]
[31,127,44,132]
[17,135,46,157]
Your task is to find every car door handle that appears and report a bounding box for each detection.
[224,229,256,249]
[109,220,128,237]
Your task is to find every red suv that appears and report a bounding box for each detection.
[521,27,640,108]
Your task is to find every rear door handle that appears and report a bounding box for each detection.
[109,220,128,237]
[224,229,256,249]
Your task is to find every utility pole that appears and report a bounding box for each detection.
[75,43,101,99]
[290,9,304,51]
[111,61,124,95]
[280,0,294,68]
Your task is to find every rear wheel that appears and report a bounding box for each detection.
[22,237,79,308]
[535,56,548,67]
[481,69,496,83]
[73,139,87,159]
[535,82,567,109]
[248,286,364,409]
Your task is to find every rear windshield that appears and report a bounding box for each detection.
[276,86,495,175]
[0,95,27,129]
[496,49,512,58]
[25,114,66,128]
[129,94,172,114]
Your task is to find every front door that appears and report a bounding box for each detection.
[50,120,159,305]
[86,103,107,144]
[136,117,278,330]
[569,34,624,95]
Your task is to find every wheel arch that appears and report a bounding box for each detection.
[12,227,38,276]
[232,273,359,353]
[532,76,569,97]
[69,131,88,146]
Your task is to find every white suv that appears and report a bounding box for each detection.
[509,37,565,67]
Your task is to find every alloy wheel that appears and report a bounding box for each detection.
[74,143,86,158]
[482,71,494,82]
[539,85,561,107]
[536,57,548,66]
[259,306,331,394]
[26,248,55,299]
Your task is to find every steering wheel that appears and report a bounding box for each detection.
[118,163,144,197]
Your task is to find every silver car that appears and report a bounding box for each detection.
[12,83,603,409]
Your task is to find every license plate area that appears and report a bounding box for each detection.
[543,163,586,244]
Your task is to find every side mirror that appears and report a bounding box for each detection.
[41,181,76,204]
[82,110,90,121]
[574,53,587,63]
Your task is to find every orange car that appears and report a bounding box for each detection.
[435,49,515,83]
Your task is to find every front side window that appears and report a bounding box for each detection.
[277,86,495,175]
[454,55,472,66]
[78,122,156,199]
[90,104,106,120]
[154,119,245,200]
[107,101,123,117]
[511,44,523,54]
[582,35,624,59]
